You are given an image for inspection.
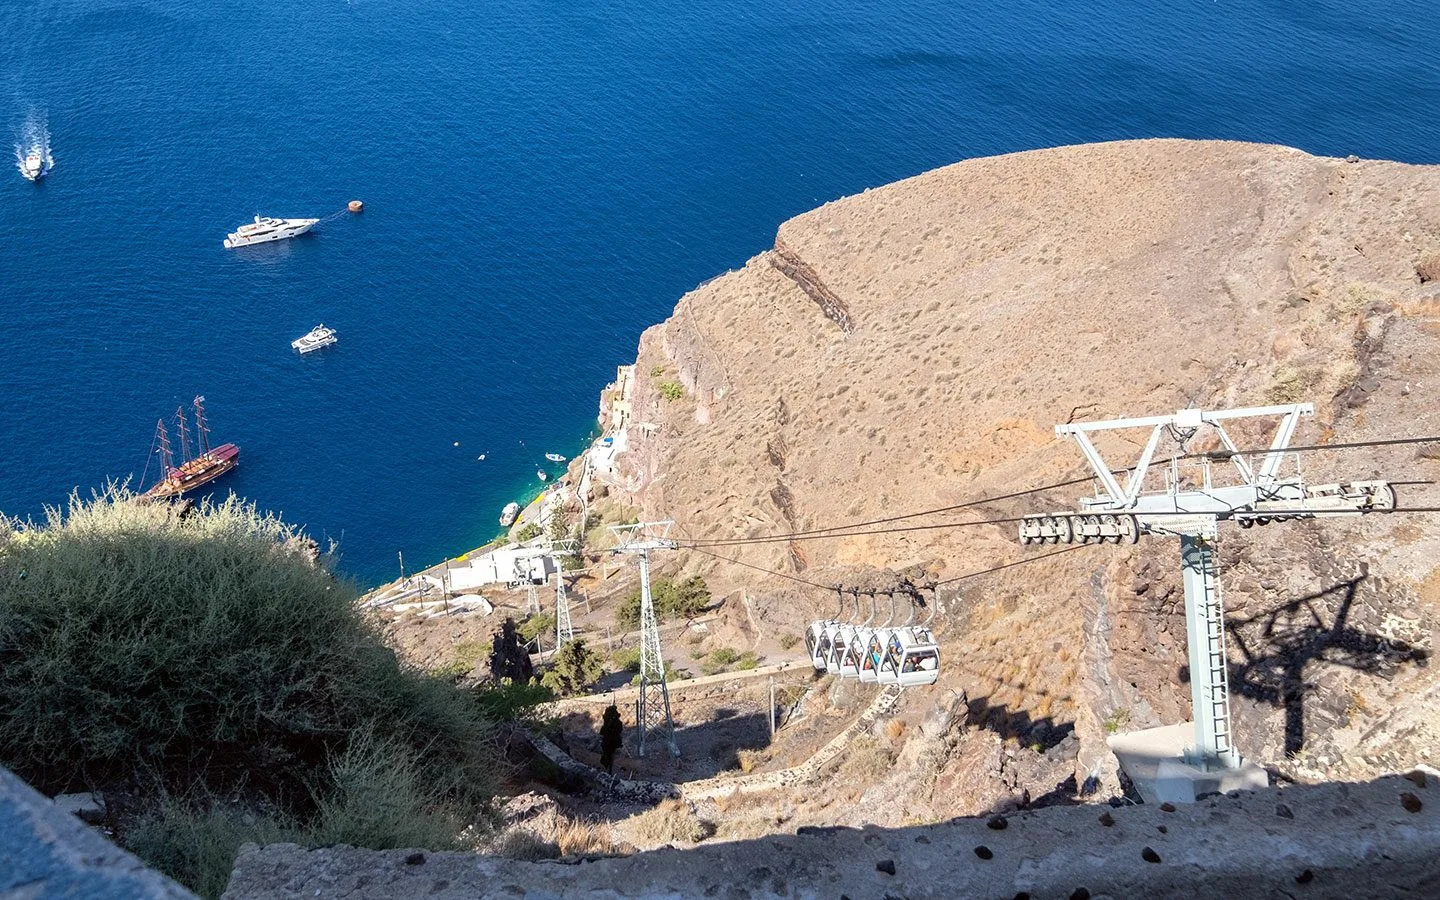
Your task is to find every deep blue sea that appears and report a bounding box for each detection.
[2,0,1437,584]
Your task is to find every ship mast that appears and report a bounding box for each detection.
[154,419,175,478]
[193,395,211,457]
[175,405,191,465]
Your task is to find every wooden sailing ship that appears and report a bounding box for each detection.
[141,396,240,500]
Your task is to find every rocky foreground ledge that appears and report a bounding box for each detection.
[225,770,1436,899]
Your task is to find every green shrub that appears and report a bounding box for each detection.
[1103,708,1132,734]
[472,680,554,724]
[432,639,488,680]
[617,592,642,629]
[518,612,557,646]
[0,489,515,895]
[539,639,604,697]
[308,728,468,851]
[709,647,740,666]
[734,651,760,671]
[615,575,711,630]
[125,798,300,899]
[700,646,747,676]
[514,522,542,543]
[658,381,683,401]
[610,647,642,672]
[127,731,469,898]
[649,365,666,378]
[629,668,687,686]
[777,632,800,651]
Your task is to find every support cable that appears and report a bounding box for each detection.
[684,544,836,590]
[680,433,1440,550]
[678,475,1097,548]
[676,504,1440,550]
[1191,434,1440,461]
[677,513,1034,549]
[685,540,1095,592]
[933,544,1094,585]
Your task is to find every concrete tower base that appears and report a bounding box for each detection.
[1108,722,1269,804]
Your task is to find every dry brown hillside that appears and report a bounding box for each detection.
[607,139,1440,820]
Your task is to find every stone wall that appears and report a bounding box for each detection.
[0,766,193,899]
[225,768,1438,898]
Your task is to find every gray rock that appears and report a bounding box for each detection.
[919,690,968,738]
[53,792,106,824]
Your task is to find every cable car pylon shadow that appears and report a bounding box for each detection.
[1220,569,1430,758]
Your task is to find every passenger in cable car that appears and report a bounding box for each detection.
[867,634,884,668]
[885,635,904,671]
[902,654,938,674]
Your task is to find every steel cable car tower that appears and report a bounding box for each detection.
[1017,403,1394,801]
[551,538,578,648]
[610,521,680,758]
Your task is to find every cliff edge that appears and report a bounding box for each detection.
[606,139,1440,815]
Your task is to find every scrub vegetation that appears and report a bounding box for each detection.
[0,489,516,896]
[615,575,711,628]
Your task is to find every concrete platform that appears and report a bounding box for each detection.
[1108,722,1269,804]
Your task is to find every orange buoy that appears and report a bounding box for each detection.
[348,200,364,213]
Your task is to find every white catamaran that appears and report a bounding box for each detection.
[223,215,319,249]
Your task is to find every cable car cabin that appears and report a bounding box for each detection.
[824,623,853,675]
[893,630,940,688]
[875,632,907,685]
[806,621,832,672]
[857,632,879,683]
[839,630,868,679]
[865,631,889,683]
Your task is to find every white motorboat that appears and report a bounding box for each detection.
[544,453,566,462]
[291,324,337,354]
[536,469,548,482]
[223,215,319,249]
[500,502,520,527]
[18,149,45,182]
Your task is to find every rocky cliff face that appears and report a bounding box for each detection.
[609,139,1440,816]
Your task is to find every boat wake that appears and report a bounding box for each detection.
[14,109,53,181]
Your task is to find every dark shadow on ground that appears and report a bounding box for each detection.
[1218,570,1430,757]
[552,707,775,783]
[965,694,1076,752]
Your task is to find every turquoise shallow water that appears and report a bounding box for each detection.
[2,0,1437,584]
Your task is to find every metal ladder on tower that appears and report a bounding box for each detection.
[1181,534,1238,769]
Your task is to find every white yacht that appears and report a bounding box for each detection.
[223,215,319,249]
[544,453,566,463]
[18,149,45,182]
[291,324,337,354]
[500,502,520,527]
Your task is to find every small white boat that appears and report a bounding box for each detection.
[500,502,520,527]
[19,149,45,182]
[545,453,566,463]
[292,324,337,354]
[224,215,319,249]
[536,469,548,482]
